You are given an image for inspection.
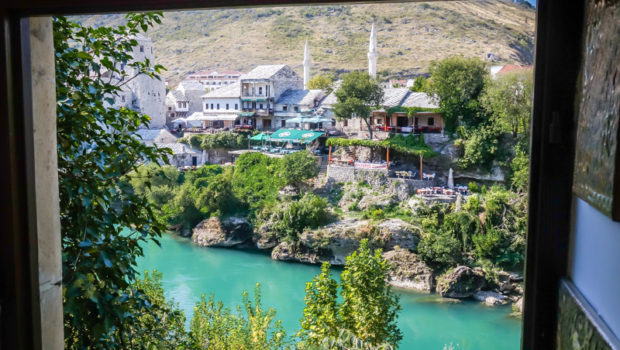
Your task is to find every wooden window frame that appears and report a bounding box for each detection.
[0,1,586,349]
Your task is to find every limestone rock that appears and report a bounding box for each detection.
[271,241,322,264]
[473,290,509,306]
[378,219,420,251]
[513,297,524,313]
[192,216,252,247]
[437,266,486,298]
[383,249,434,292]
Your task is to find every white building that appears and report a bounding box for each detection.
[104,34,166,129]
[240,64,303,130]
[155,143,203,167]
[197,82,244,129]
[166,80,206,125]
[185,70,243,92]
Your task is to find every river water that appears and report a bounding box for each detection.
[137,233,521,349]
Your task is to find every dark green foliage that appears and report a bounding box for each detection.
[455,123,505,170]
[232,152,286,212]
[409,76,428,92]
[415,186,527,271]
[54,14,174,348]
[279,150,320,187]
[180,131,252,150]
[108,271,189,348]
[427,56,489,132]
[334,71,384,139]
[300,240,402,348]
[264,193,331,242]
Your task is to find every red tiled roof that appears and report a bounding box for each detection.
[497,65,532,75]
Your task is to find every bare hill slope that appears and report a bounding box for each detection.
[76,0,535,84]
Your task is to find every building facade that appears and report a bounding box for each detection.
[166,80,206,125]
[104,34,166,129]
[185,70,243,91]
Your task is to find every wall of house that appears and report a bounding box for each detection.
[202,97,241,113]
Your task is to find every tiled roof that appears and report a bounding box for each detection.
[167,90,187,102]
[401,92,439,109]
[381,88,410,107]
[178,80,205,92]
[241,65,287,80]
[276,89,324,105]
[155,142,200,155]
[201,82,241,99]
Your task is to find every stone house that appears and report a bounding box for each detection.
[240,64,303,130]
[103,34,166,129]
[198,81,244,129]
[155,143,203,167]
[274,89,327,129]
[165,80,206,125]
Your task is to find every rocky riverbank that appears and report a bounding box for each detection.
[188,214,523,310]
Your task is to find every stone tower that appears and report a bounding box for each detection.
[367,22,378,79]
[303,39,311,89]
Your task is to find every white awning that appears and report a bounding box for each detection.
[186,112,210,121]
[202,114,239,121]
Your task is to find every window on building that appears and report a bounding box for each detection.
[428,117,435,126]
[140,45,144,52]
[281,120,286,128]
[259,87,263,95]
[168,107,172,111]
[376,118,383,124]
[259,103,263,109]
[344,120,348,127]
[205,103,208,110]
[294,106,299,112]
[283,105,287,111]
[217,103,220,109]
[226,103,229,110]
[235,103,238,110]
[211,104,214,109]
[121,96,125,102]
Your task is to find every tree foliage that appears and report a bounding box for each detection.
[427,56,489,132]
[307,74,334,93]
[409,76,428,92]
[54,13,173,348]
[279,150,320,187]
[190,284,288,349]
[481,71,533,138]
[300,240,402,348]
[334,71,384,139]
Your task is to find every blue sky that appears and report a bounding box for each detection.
[526,0,536,6]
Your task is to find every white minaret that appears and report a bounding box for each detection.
[303,39,311,89]
[367,23,378,79]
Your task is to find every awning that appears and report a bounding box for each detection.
[241,98,267,102]
[286,116,335,124]
[170,117,187,125]
[239,112,256,117]
[186,112,211,121]
[268,128,324,144]
[250,133,271,141]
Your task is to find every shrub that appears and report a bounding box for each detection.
[279,150,319,187]
[417,231,463,272]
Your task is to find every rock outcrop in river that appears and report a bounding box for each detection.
[436,266,486,298]
[383,248,434,292]
[192,216,252,247]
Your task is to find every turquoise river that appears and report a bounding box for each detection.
[137,233,522,349]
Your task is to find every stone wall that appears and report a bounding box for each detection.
[326,165,434,191]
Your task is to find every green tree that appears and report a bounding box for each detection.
[111,271,189,348]
[307,74,334,93]
[339,239,402,347]
[427,56,489,131]
[409,76,428,92]
[417,231,463,272]
[334,71,384,139]
[280,150,320,187]
[481,71,533,138]
[300,262,340,346]
[268,193,330,241]
[54,14,172,348]
[190,284,287,349]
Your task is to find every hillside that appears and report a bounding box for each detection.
[75,0,535,85]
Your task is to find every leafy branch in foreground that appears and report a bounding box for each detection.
[55,13,172,348]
